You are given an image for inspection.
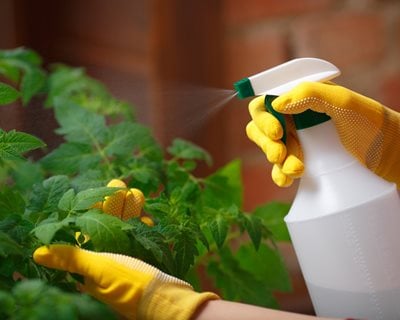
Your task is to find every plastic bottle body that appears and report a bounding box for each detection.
[285,120,400,319]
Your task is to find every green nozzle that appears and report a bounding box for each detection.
[234,77,255,99]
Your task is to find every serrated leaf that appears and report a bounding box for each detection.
[236,243,292,292]
[28,176,70,215]
[32,217,75,244]
[202,159,243,208]
[207,247,278,308]
[243,215,263,250]
[104,122,143,156]
[253,201,291,242]
[0,231,24,257]
[0,130,45,161]
[0,188,25,218]
[70,170,107,191]
[72,187,119,211]
[40,142,100,175]
[144,196,171,216]
[128,221,176,275]
[76,210,131,253]
[173,226,199,278]
[128,160,159,184]
[53,98,108,145]
[209,215,229,249]
[20,68,45,105]
[168,138,212,165]
[0,83,20,105]
[58,189,76,212]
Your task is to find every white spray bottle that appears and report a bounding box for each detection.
[234,58,400,319]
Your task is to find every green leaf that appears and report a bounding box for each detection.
[72,187,119,211]
[0,62,20,82]
[0,83,19,105]
[175,229,199,278]
[45,66,88,106]
[253,202,291,242]
[28,175,70,215]
[209,215,229,249]
[57,189,76,212]
[236,243,292,292]
[76,210,131,253]
[45,64,134,119]
[202,159,243,208]
[40,142,100,175]
[0,47,42,66]
[168,138,212,165]
[104,122,144,156]
[127,159,160,185]
[0,188,25,218]
[243,215,263,250]
[0,231,24,257]
[128,224,176,275]
[32,217,75,244]
[53,98,108,145]
[0,214,33,243]
[71,170,107,192]
[11,160,44,193]
[20,68,46,105]
[4,279,117,319]
[0,130,45,161]
[207,247,278,308]
[0,290,15,316]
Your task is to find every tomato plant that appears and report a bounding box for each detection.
[0,47,292,319]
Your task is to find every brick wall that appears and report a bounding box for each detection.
[221,0,400,210]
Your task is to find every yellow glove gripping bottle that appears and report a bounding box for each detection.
[235,58,400,319]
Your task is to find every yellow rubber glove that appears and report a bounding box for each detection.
[33,245,219,320]
[93,179,145,220]
[247,82,400,188]
[247,96,304,187]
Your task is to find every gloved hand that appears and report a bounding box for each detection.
[93,179,150,223]
[246,82,400,187]
[33,245,219,320]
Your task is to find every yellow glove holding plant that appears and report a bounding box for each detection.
[247,82,400,188]
[93,179,145,220]
[35,179,219,319]
[33,245,219,320]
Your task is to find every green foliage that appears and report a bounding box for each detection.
[0,47,292,315]
[0,83,20,105]
[0,279,117,320]
[0,130,45,163]
[0,47,45,105]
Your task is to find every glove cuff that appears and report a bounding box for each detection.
[139,284,219,320]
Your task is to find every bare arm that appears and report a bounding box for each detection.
[193,300,340,320]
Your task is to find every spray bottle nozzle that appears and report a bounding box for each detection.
[233,77,255,99]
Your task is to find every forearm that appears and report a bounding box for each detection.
[193,300,339,320]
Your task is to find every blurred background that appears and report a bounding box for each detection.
[1,0,399,315]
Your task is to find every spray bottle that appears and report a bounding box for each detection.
[234,58,400,319]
